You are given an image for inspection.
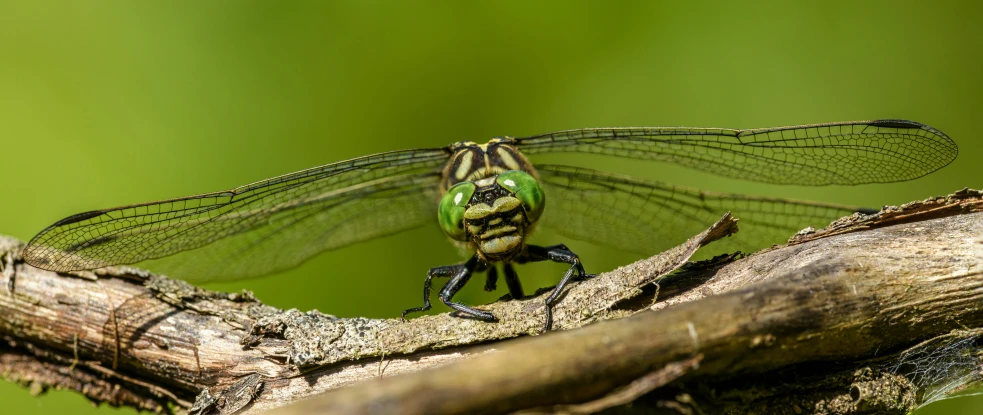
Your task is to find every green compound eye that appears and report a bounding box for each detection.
[438,181,476,241]
[496,170,545,223]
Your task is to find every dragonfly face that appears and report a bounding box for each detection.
[22,120,958,332]
[438,139,545,262]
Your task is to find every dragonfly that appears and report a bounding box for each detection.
[23,120,957,331]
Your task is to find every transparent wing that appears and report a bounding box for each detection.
[536,164,863,256]
[516,120,956,186]
[24,148,449,282]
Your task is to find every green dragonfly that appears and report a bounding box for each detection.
[23,120,957,331]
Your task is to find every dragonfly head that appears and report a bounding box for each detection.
[438,170,545,261]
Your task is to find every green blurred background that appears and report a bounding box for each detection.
[1,1,980,413]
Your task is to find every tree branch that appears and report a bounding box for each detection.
[1,189,981,415]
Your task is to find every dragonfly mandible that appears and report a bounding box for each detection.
[22,120,957,331]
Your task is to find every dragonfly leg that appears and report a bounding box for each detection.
[522,244,595,332]
[483,266,499,292]
[438,257,497,322]
[503,262,524,300]
[402,259,472,320]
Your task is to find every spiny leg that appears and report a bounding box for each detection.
[520,244,596,332]
[402,259,473,320]
[439,256,497,322]
[503,262,524,300]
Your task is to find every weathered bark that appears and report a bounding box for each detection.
[1,189,981,415]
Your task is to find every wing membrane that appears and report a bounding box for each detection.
[24,148,449,281]
[516,120,956,186]
[535,164,862,256]
[25,120,956,281]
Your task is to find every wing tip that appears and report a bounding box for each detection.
[21,244,72,272]
[23,210,114,272]
[21,242,110,274]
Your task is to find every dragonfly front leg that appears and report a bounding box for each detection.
[402,255,478,320]
[401,265,457,320]
[402,255,496,322]
[438,256,497,322]
[521,244,596,332]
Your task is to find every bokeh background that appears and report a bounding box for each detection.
[1,1,980,413]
